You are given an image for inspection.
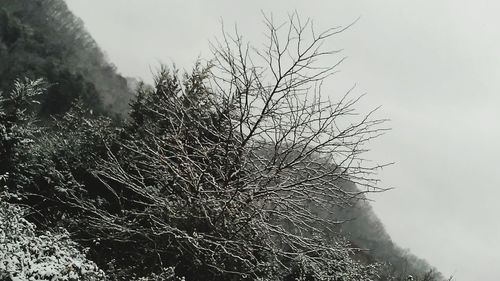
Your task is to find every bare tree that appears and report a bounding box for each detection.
[63,13,388,280]
[206,11,388,272]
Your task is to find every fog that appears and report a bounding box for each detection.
[65,1,500,280]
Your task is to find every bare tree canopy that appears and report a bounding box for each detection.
[84,13,388,279]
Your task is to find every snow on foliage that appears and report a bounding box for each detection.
[0,198,105,281]
[134,267,186,281]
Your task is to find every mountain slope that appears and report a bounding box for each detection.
[0,0,133,116]
[336,181,444,280]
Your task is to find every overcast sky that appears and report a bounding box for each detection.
[65,1,500,280]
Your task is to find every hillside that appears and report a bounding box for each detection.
[336,181,444,280]
[0,0,133,116]
[0,1,444,280]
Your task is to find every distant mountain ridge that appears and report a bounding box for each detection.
[336,180,444,280]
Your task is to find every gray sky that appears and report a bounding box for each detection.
[65,1,500,280]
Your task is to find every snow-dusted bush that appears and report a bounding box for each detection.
[0,199,105,281]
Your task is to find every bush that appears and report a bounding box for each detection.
[0,198,105,281]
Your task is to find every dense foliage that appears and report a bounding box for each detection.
[0,74,382,281]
